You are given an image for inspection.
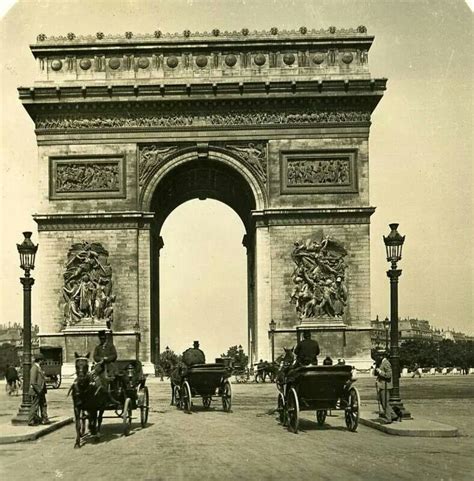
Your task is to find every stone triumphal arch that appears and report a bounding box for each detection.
[21,27,386,370]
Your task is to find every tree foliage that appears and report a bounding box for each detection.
[221,345,248,371]
[156,348,181,377]
[398,339,474,369]
[0,343,19,377]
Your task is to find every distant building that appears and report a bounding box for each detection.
[371,316,473,347]
[0,323,40,348]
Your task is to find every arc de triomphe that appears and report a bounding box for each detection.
[20,27,386,371]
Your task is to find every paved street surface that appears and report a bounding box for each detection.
[0,376,473,481]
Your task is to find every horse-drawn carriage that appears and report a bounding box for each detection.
[254,361,278,383]
[277,365,360,434]
[73,356,149,447]
[173,363,232,413]
[39,346,63,389]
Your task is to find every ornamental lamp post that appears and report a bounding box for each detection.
[383,223,411,419]
[269,319,276,363]
[12,232,38,425]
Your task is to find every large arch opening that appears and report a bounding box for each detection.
[148,156,259,363]
[159,199,247,360]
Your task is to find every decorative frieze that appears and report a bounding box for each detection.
[280,150,358,194]
[50,156,125,199]
[36,109,370,131]
[290,236,348,321]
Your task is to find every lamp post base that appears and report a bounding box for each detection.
[11,402,33,425]
[389,400,412,420]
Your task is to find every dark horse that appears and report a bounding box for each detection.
[71,352,110,448]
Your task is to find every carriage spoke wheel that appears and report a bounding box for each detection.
[287,388,300,434]
[345,387,360,432]
[277,392,287,426]
[202,396,211,409]
[122,398,132,436]
[138,386,149,427]
[316,410,327,426]
[182,381,192,413]
[221,381,232,413]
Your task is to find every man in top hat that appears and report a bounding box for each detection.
[28,353,50,426]
[182,341,206,367]
[294,330,320,366]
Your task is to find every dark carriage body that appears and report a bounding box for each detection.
[110,359,147,410]
[185,364,230,397]
[39,346,63,388]
[175,363,233,412]
[278,365,360,434]
[290,365,353,410]
[73,357,150,447]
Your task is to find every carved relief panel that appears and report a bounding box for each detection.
[280,150,358,194]
[49,155,125,199]
[290,236,348,321]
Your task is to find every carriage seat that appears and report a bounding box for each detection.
[187,363,229,372]
[113,360,144,383]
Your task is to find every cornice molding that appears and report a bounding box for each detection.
[33,26,371,48]
[34,211,155,231]
[20,79,386,105]
[251,207,375,227]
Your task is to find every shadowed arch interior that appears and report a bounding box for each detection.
[149,158,257,232]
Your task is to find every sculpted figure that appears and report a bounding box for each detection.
[290,236,348,320]
[61,242,115,327]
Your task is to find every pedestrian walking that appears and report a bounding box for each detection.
[5,364,20,395]
[411,363,422,378]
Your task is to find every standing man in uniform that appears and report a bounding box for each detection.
[294,330,320,366]
[374,350,397,423]
[28,353,50,426]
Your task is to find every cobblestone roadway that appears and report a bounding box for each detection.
[0,377,473,481]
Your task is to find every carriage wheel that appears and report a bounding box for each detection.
[277,392,287,426]
[316,410,327,426]
[123,398,132,436]
[202,396,212,409]
[287,388,300,434]
[345,387,360,432]
[52,374,62,389]
[138,386,149,427]
[182,381,192,413]
[221,381,232,413]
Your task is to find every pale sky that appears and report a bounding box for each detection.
[0,0,472,359]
